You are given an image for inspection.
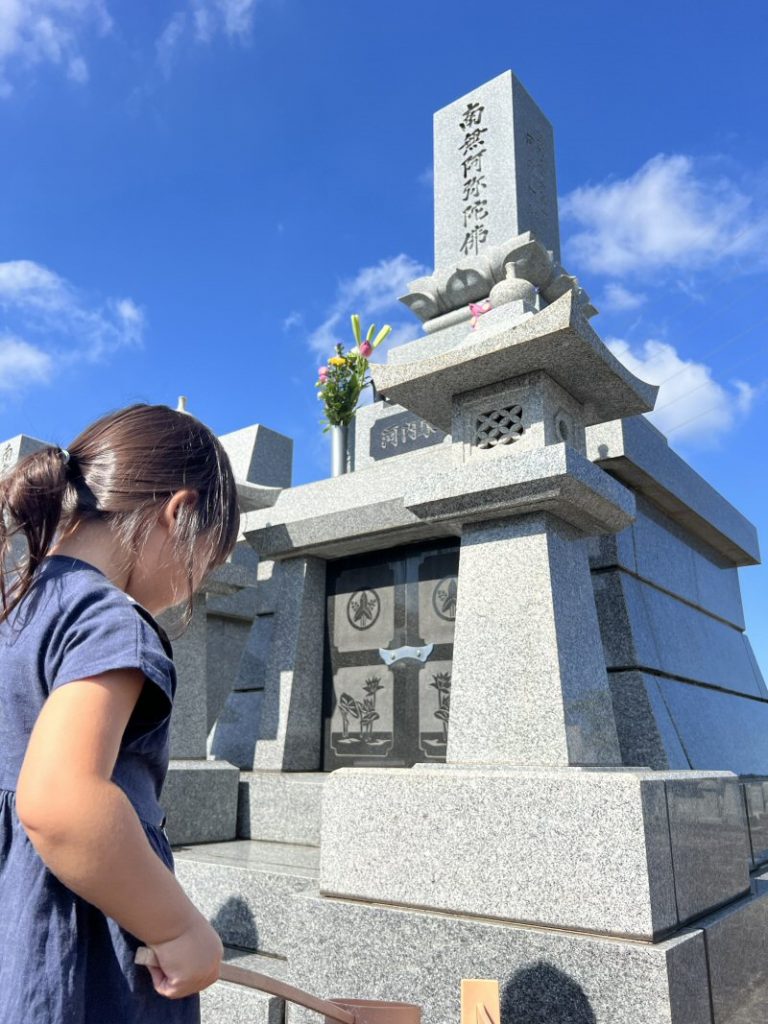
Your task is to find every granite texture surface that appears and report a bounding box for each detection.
[160,596,209,760]
[742,780,768,866]
[405,441,635,536]
[664,776,750,923]
[433,69,560,269]
[592,569,766,699]
[316,765,752,940]
[208,690,263,769]
[371,291,657,432]
[450,371,587,459]
[286,892,712,1024]
[161,760,239,846]
[608,671,690,770]
[173,839,318,957]
[233,613,274,691]
[219,423,293,488]
[201,980,282,1024]
[201,949,285,1024]
[701,890,768,1024]
[655,678,768,776]
[251,557,327,771]
[447,514,622,766]
[206,613,253,732]
[587,416,759,566]
[589,494,746,629]
[242,445,456,560]
[352,399,450,472]
[237,771,326,846]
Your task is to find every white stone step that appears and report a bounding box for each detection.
[201,948,286,1024]
[174,839,319,957]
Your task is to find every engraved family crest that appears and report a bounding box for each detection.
[433,577,458,621]
[347,589,381,630]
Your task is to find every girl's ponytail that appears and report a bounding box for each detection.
[0,447,71,621]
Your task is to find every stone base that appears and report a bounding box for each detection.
[161,760,240,846]
[320,766,751,940]
[286,893,715,1024]
[237,771,326,846]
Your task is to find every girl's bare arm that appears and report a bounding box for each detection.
[16,671,203,945]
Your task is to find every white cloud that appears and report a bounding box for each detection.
[608,337,756,445]
[282,310,303,332]
[561,154,768,276]
[0,0,111,97]
[601,283,646,312]
[156,0,260,73]
[0,260,145,387]
[307,254,428,358]
[0,335,53,392]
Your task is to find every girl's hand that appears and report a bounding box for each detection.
[143,914,223,999]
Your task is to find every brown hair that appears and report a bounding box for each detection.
[0,404,240,624]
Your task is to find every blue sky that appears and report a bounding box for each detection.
[1,0,767,665]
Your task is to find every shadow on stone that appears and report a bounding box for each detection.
[211,895,260,951]
[501,961,596,1024]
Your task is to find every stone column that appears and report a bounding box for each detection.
[447,513,621,766]
[252,555,327,771]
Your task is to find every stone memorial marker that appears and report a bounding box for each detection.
[234,71,768,1024]
[433,69,560,271]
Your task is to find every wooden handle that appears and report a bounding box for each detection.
[135,947,356,1024]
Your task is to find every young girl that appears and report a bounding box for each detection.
[0,403,241,1023]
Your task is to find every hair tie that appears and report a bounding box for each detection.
[59,448,71,465]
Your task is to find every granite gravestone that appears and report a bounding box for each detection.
[433,69,560,271]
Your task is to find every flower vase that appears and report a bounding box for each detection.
[330,424,349,477]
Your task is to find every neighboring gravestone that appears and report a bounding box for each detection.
[433,69,560,271]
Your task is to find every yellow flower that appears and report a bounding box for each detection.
[328,356,346,367]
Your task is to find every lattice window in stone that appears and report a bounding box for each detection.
[474,405,524,449]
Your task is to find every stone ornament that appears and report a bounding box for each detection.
[474,405,525,449]
[399,231,597,332]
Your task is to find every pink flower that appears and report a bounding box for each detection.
[359,341,373,358]
[318,366,329,381]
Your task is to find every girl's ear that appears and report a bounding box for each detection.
[161,489,198,530]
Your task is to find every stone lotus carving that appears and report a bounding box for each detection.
[399,231,597,328]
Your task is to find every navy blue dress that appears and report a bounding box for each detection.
[0,556,200,1024]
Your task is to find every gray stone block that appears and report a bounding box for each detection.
[701,890,768,1024]
[371,291,657,432]
[320,765,746,940]
[161,596,209,759]
[447,515,622,767]
[162,760,240,846]
[233,613,274,692]
[664,777,750,924]
[433,69,560,269]
[206,613,254,732]
[743,780,768,867]
[587,415,760,567]
[242,446,456,560]
[209,691,263,769]
[351,399,450,472]
[287,892,711,1024]
[656,679,768,776]
[252,558,327,771]
[219,423,293,488]
[201,949,285,1024]
[592,569,766,699]
[608,671,690,770]
[201,981,281,1024]
[404,441,635,536]
[237,771,326,846]
[173,840,318,957]
[590,495,747,629]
